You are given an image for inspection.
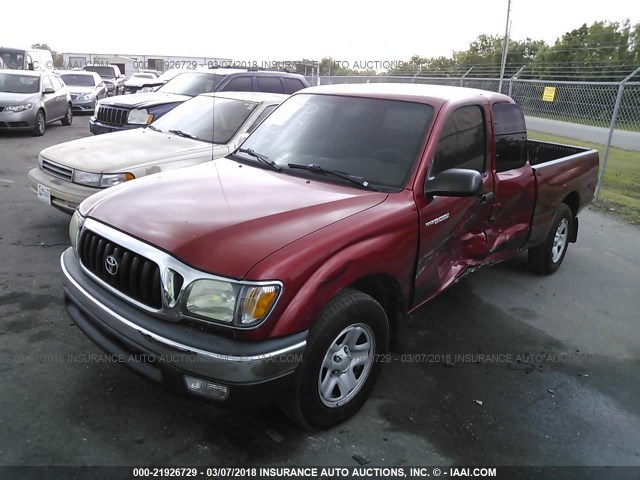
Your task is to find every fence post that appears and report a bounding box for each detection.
[594,66,640,202]
[508,66,525,97]
[412,65,422,83]
[460,67,473,87]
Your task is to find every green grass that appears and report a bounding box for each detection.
[528,131,640,224]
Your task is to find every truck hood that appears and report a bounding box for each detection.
[83,158,387,279]
[99,91,191,109]
[0,91,38,105]
[41,128,219,172]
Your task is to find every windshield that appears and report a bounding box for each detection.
[0,49,26,70]
[158,69,184,82]
[157,72,227,96]
[237,94,435,190]
[61,74,95,86]
[152,95,258,144]
[84,66,116,78]
[0,73,40,93]
[131,73,154,80]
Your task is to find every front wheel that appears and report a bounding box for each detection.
[282,288,389,429]
[528,203,572,274]
[32,110,45,136]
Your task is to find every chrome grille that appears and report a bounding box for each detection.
[42,159,73,182]
[96,106,129,126]
[78,229,162,309]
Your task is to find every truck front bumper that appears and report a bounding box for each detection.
[61,248,306,406]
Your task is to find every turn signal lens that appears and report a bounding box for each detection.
[240,285,280,325]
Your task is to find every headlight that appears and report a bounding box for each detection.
[184,280,281,327]
[4,104,33,112]
[73,170,135,188]
[141,86,155,93]
[99,172,135,187]
[68,210,84,254]
[80,93,94,101]
[127,108,154,124]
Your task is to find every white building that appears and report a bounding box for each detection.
[61,52,232,77]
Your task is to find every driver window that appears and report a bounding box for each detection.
[430,105,486,177]
[42,76,54,92]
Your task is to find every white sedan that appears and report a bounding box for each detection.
[28,91,286,214]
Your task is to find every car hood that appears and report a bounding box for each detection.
[68,86,95,94]
[0,91,38,105]
[82,159,387,279]
[41,128,217,172]
[124,78,157,87]
[98,91,191,109]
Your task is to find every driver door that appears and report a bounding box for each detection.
[412,104,494,305]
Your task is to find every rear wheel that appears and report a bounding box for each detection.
[33,110,45,136]
[282,288,389,429]
[61,104,73,126]
[528,203,572,274]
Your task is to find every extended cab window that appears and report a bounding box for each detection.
[431,105,486,177]
[493,103,528,173]
[256,76,285,94]
[222,76,253,92]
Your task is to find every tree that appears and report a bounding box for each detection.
[31,43,64,68]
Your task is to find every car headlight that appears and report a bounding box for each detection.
[184,280,281,327]
[127,108,154,125]
[141,86,155,93]
[73,170,135,188]
[80,93,94,101]
[4,104,33,113]
[68,210,85,254]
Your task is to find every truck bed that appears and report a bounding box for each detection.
[526,140,600,248]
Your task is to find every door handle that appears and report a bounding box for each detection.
[480,192,494,204]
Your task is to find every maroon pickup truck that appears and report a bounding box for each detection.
[61,84,599,429]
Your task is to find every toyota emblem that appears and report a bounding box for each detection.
[105,255,119,276]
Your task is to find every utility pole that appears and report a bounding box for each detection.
[498,0,512,93]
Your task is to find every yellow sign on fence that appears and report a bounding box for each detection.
[542,86,557,102]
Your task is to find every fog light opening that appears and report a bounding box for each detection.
[184,375,229,401]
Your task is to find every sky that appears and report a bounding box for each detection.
[2,0,639,63]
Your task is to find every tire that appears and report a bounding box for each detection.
[282,288,389,429]
[528,203,572,275]
[33,110,45,136]
[61,104,73,126]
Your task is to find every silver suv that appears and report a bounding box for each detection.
[0,70,72,136]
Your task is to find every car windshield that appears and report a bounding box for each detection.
[157,72,227,96]
[0,50,25,70]
[84,66,116,78]
[236,94,435,191]
[61,74,95,86]
[0,73,39,93]
[151,95,258,144]
[157,69,184,82]
[131,73,154,80]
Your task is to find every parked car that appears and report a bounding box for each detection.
[0,69,72,136]
[82,64,125,97]
[28,92,285,213]
[58,70,107,113]
[0,46,54,71]
[122,72,159,95]
[89,68,309,135]
[60,84,599,428]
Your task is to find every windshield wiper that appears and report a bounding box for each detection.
[237,148,281,171]
[169,129,197,139]
[146,124,162,133]
[287,163,378,191]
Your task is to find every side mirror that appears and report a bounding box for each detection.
[425,168,483,197]
[43,87,55,95]
[233,132,250,150]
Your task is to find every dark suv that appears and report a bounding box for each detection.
[89,68,310,135]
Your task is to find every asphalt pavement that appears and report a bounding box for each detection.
[0,117,639,471]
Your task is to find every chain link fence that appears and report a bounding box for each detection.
[306,73,640,220]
